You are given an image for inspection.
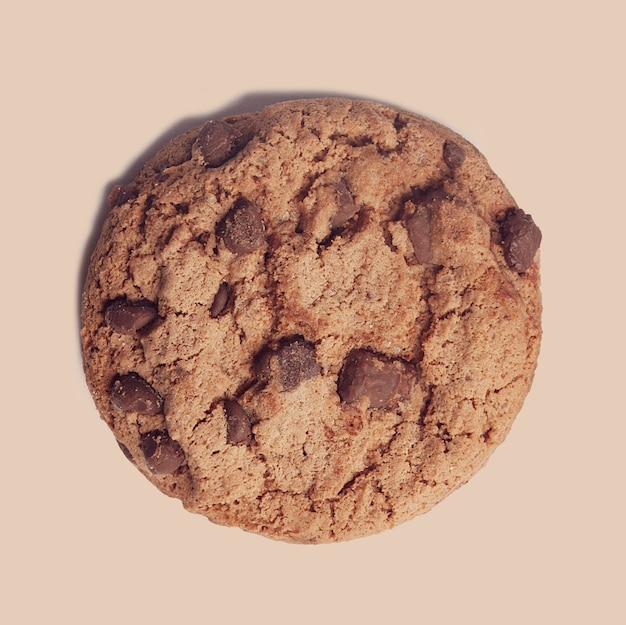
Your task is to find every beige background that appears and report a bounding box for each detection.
[2,1,624,623]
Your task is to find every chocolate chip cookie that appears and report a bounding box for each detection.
[81,98,542,543]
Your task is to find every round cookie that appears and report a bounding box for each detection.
[81,98,542,543]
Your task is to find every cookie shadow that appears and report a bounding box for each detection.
[76,89,386,343]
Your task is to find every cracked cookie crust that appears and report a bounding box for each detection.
[81,98,542,543]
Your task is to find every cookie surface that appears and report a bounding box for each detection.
[81,98,541,543]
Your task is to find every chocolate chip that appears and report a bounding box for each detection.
[110,373,164,415]
[224,400,252,445]
[276,338,321,391]
[104,299,158,335]
[218,200,265,254]
[210,282,231,318]
[253,347,274,384]
[330,181,360,229]
[117,441,135,463]
[499,208,542,273]
[107,183,138,208]
[403,201,433,263]
[196,120,241,167]
[140,430,185,474]
[443,140,466,169]
[337,350,412,409]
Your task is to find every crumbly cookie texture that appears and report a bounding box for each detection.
[81,98,541,543]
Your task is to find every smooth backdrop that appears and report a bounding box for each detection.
[2,1,624,623]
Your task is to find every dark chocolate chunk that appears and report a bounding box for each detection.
[403,201,433,263]
[224,400,252,445]
[110,373,164,415]
[107,183,138,208]
[218,201,265,254]
[210,282,231,318]
[337,350,412,409]
[276,338,321,391]
[140,430,185,475]
[196,120,241,167]
[443,140,466,169]
[104,299,158,335]
[500,208,542,273]
[253,347,274,384]
[117,441,135,463]
[330,181,360,229]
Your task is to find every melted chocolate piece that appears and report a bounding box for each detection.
[196,120,241,167]
[442,140,466,169]
[110,373,163,415]
[500,208,542,273]
[330,181,360,229]
[218,201,265,254]
[117,441,135,463]
[210,282,231,318]
[105,299,158,335]
[224,400,252,445]
[253,347,274,385]
[252,338,321,391]
[337,350,412,409]
[107,183,138,208]
[276,338,321,391]
[140,430,185,474]
[403,201,433,263]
